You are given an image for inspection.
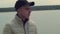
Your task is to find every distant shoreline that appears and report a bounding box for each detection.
[0,5,60,12]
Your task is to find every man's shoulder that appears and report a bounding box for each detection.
[4,19,16,27]
[3,23,11,30]
[4,20,17,29]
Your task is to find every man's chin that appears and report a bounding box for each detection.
[25,17,29,19]
[25,16,30,19]
[23,15,30,19]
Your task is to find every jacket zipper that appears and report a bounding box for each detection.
[23,25,26,34]
[23,23,29,34]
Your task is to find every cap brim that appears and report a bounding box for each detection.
[29,2,35,6]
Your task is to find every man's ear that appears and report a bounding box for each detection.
[17,8,22,14]
[17,8,22,12]
[17,9,20,13]
[17,9,19,12]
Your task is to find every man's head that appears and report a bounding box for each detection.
[15,0,34,19]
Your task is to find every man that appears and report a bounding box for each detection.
[3,0,37,34]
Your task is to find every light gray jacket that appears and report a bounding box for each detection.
[3,15,37,34]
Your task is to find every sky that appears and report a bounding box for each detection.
[0,0,17,8]
[0,0,60,8]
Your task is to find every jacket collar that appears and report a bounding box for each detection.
[14,15,23,26]
[14,15,29,26]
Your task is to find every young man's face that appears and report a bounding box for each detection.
[17,5,31,19]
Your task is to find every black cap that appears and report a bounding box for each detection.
[15,0,35,11]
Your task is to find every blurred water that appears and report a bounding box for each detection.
[0,10,60,34]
